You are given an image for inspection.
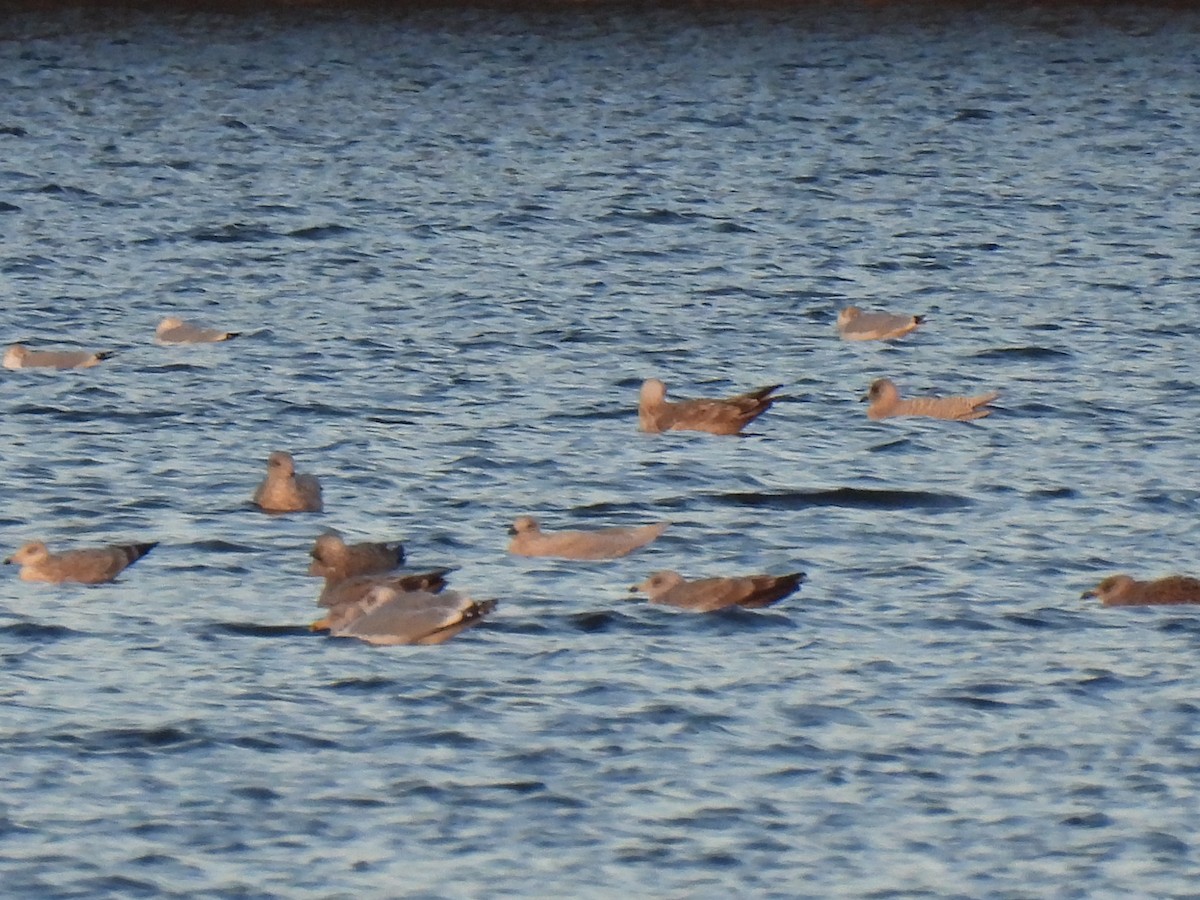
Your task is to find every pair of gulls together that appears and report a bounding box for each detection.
[3,316,238,370]
[638,375,997,435]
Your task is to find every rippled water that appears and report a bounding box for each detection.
[3,2,1200,896]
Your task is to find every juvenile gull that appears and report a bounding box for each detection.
[639,378,781,435]
[4,343,115,370]
[312,569,453,631]
[1082,574,1200,607]
[863,378,998,421]
[307,531,405,583]
[508,516,669,560]
[4,540,157,584]
[327,586,496,646]
[630,569,805,612]
[837,306,924,341]
[253,451,323,513]
[156,316,241,344]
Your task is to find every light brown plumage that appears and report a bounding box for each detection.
[326,585,496,646]
[4,540,157,584]
[638,378,781,435]
[155,316,240,344]
[4,343,115,369]
[307,531,405,584]
[1082,574,1200,607]
[312,569,453,633]
[507,516,669,560]
[253,451,323,513]
[630,569,805,612]
[863,378,998,421]
[837,306,924,341]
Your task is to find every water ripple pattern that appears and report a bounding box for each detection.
[2,2,1199,897]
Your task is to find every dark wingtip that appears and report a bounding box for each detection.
[97,351,118,361]
[913,315,926,325]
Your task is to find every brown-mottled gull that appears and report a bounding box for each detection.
[253,451,323,513]
[4,343,114,370]
[508,516,669,560]
[1082,574,1200,607]
[630,569,805,612]
[307,531,405,583]
[638,378,781,435]
[863,378,998,421]
[837,306,924,341]
[156,316,240,344]
[4,540,157,584]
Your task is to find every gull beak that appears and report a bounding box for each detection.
[310,616,331,632]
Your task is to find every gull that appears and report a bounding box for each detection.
[508,516,669,560]
[837,306,924,341]
[630,569,805,612]
[639,378,782,435]
[4,540,157,584]
[1082,574,1200,607]
[307,531,405,583]
[863,378,998,421]
[155,316,240,344]
[253,451,323,513]
[313,569,453,630]
[4,343,115,369]
[326,585,496,646]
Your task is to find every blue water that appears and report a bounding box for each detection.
[3,2,1200,896]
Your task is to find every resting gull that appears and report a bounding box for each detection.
[4,343,114,370]
[630,569,805,612]
[638,378,781,435]
[1082,574,1200,607]
[253,451,323,513]
[508,516,669,560]
[863,378,998,421]
[4,540,157,584]
[837,306,924,341]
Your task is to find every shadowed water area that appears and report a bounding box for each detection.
[2,1,1200,896]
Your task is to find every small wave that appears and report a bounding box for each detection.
[326,676,398,693]
[203,623,314,639]
[188,223,280,243]
[0,621,80,641]
[709,487,972,511]
[287,224,355,240]
[972,346,1073,360]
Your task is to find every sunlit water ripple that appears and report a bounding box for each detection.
[2,2,1200,896]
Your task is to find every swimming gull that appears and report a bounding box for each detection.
[156,316,241,344]
[863,378,998,421]
[253,451,323,513]
[837,306,924,341]
[308,531,405,583]
[4,540,158,584]
[325,585,496,645]
[508,516,669,560]
[638,378,781,435]
[1082,574,1200,607]
[4,343,115,370]
[312,569,454,631]
[630,569,805,612]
